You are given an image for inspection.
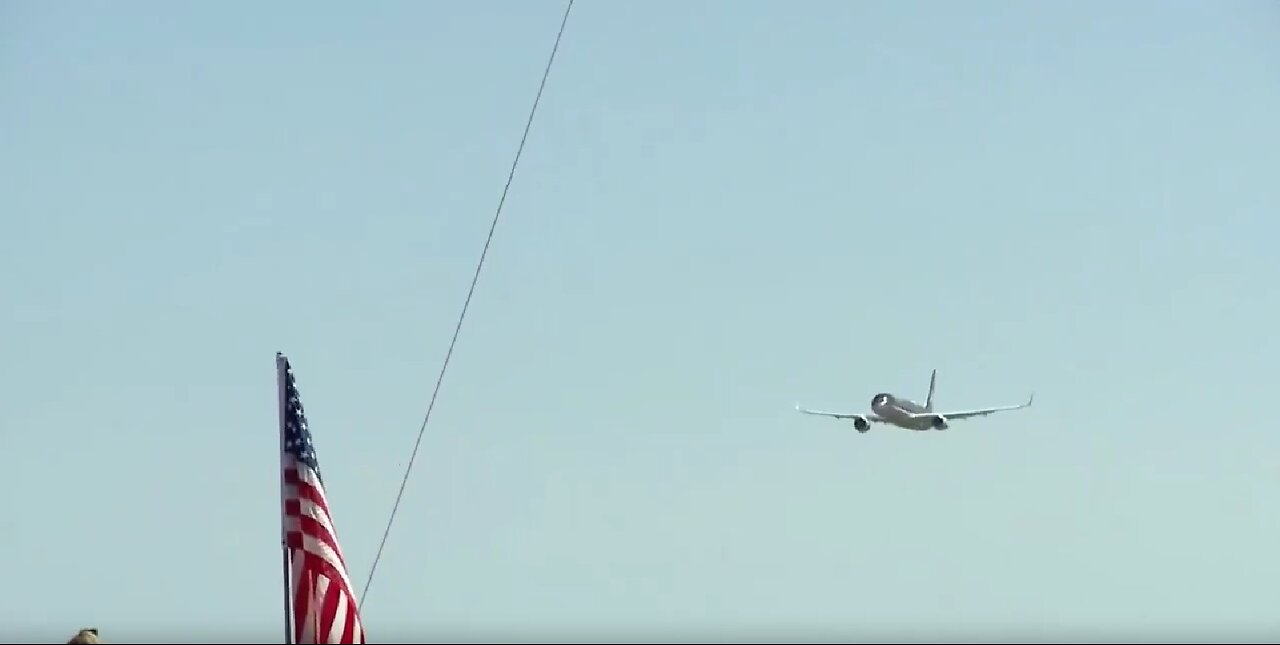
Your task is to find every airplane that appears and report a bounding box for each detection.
[795,369,1033,433]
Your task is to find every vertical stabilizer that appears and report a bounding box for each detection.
[926,369,937,411]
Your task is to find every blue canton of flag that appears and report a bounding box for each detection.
[282,364,323,485]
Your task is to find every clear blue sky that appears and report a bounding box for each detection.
[3,0,1279,642]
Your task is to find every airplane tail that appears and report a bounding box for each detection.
[926,369,937,412]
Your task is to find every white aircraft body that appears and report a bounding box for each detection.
[795,369,1033,433]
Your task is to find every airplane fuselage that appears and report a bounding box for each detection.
[870,393,947,431]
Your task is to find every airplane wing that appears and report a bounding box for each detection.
[794,404,883,423]
[908,393,1034,422]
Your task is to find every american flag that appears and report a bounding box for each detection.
[280,356,366,644]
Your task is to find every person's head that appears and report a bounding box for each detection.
[66,628,100,644]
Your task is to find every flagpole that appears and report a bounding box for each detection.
[277,352,294,645]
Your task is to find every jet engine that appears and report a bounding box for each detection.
[853,417,870,433]
[930,415,949,430]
